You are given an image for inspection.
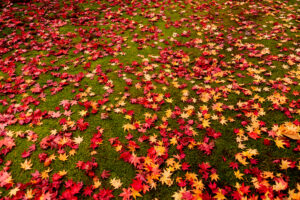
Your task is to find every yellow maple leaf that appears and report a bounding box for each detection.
[275,138,285,148]
[154,145,165,156]
[50,129,57,135]
[41,168,52,180]
[172,191,182,200]
[181,96,188,102]
[236,129,245,136]
[220,117,227,125]
[166,158,175,166]
[110,178,122,189]
[193,179,204,191]
[180,112,190,119]
[149,134,157,143]
[212,102,223,112]
[273,178,288,191]
[280,160,290,170]
[278,122,300,140]
[58,137,69,145]
[9,187,20,197]
[160,169,173,186]
[125,115,132,120]
[21,159,32,171]
[131,189,142,199]
[79,110,87,117]
[288,189,300,200]
[58,153,68,162]
[123,123,135,131]
[262,171,274,179]
[93,179,101,189]
[234,170,244,180]
[173,162,181,170]
[165,109,172,118]
[214,189,227,200]
[49,154,56,161]
[69,149,76,156]
[185,172,198,181]
[235,153,248,166]
[182,55,190,63]
[170,137,178,145]
[210,173,219,182]
[90,101,98,110]
[115,145,123,152]
[166,98,173,103]
[144,112,152,118]
[155,93,164,102]
[242,149,258,159]
[25,189,34,199]
[58,170,67,176]
[73,136,83,144]
[202,119,211,128]
[182,89,189,96]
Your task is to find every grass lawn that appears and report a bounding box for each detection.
[0,0,299,199]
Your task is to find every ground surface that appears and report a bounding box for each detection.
[0,0,299,199]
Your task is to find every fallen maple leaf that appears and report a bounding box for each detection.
[101,170,110,179]
[110,178,122,189]
[0,171,12,187]
[280,159,291,170]
[119,188,131,200]
[278,122,300,140]
[21,159,32,171]
[73,136,83,144]
[9,187,20,197]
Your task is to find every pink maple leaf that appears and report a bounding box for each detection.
[119,188,131,200]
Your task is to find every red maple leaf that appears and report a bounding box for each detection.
[21,150,31,158]
[120,151,132,162]
[240,183,250,195]
[129,154,140,167]
[229,162,239,170]
[70,182,83,195]
[77,118,89,131]
[83,185,94,197]
[119,188,131,200]
[131,178,143,191]
[0,171,11,187]
[96,188,114,200]
[62,189,74,200]
[181,162,190,171]
[0,137,15,150]
[231,191,242,200]
[101,170,110,179]
[248,132,260,140]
